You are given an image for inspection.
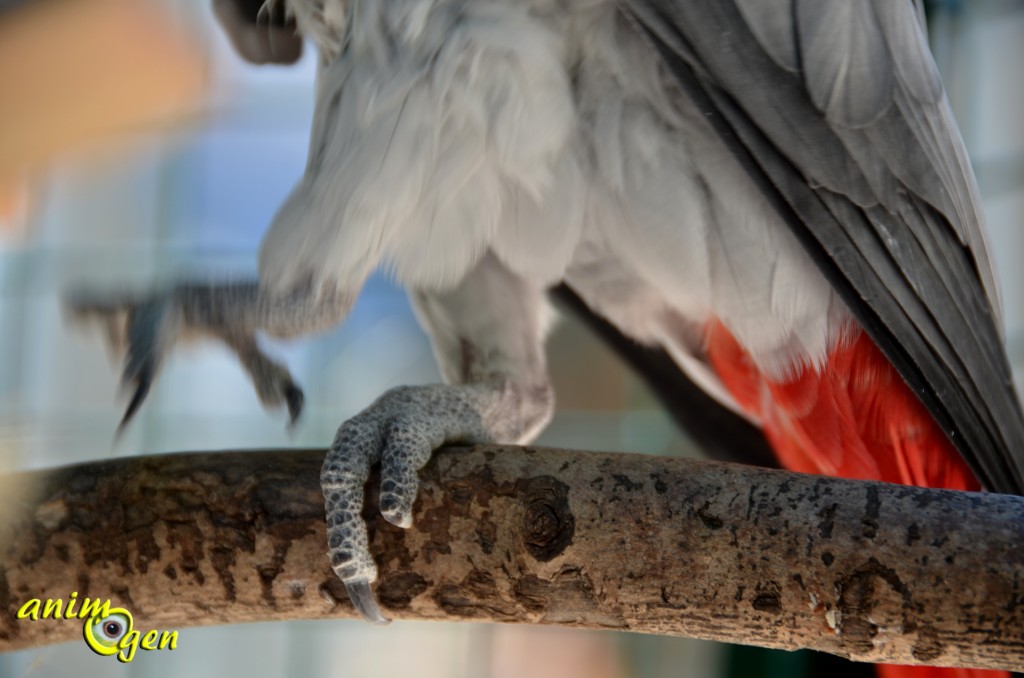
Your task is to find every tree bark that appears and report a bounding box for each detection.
[0,446,1021,670]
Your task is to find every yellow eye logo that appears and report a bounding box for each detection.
[82,608,133,656]
[17,593,178,661]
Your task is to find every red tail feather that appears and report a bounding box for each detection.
[877,666,1005,678]
[705,319,1003,678]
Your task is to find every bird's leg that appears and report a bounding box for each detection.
[322,254,554,623]
[67,281,354,428]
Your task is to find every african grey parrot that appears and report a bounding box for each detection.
[71,1,1024,674]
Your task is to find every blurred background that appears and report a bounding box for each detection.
[0,0,1021,676]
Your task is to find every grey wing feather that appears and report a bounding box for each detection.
[622,0,1024,494]
[798,0,893,128]
[733,0,798,72]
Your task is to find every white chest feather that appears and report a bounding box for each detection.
[261,0,583,294]
[265,0,852,377]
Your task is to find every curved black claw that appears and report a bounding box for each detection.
[285,384,305,427]
[117,367,154,436]
[344,579,390,626]
[114,299,174,434]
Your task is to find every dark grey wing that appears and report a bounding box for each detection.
[620,0,1024,494]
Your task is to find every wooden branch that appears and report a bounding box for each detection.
[0,447,1021,670]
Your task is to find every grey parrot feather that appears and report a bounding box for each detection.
[797,0,893,128]
[622,0,1024,494]
[733,0,798,73]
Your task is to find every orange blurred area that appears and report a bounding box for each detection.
[0,0,209,234]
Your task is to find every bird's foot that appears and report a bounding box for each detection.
[321,384,502,623]
[66,286,304,430]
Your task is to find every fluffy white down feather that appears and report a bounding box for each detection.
[264,0,853,386]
